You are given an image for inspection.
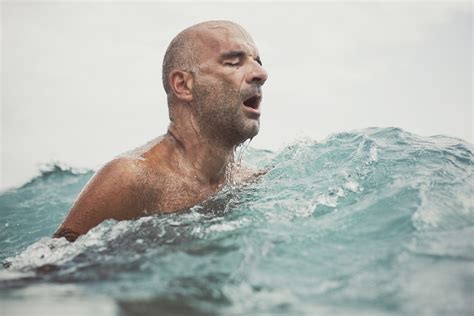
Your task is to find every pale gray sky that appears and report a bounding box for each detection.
[1,1,472,190]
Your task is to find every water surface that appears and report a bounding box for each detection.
[1,127,473,316]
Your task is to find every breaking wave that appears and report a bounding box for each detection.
[1,127,472,316]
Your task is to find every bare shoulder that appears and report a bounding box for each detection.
[82,155,151,209]
[53,156,150,241]
[98,155,148,183]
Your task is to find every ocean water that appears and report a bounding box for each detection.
[0,127,473,316]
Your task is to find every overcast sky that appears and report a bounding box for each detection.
[1,1,472,190]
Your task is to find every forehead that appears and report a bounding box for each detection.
[194,24,259,58]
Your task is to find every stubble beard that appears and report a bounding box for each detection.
[192,80,260,148]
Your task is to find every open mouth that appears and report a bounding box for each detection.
[243,95,261,110]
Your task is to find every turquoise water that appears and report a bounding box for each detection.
[1,127,473,316]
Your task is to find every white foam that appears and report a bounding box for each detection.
[0,269,35,281]
[206,218,249,234]
[4,237,77,270]
[317,194,339,208]
[368,145,378,164]
[343,180,360,192]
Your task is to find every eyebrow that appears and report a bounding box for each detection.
[220,50,263,66]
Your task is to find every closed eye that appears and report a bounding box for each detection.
[224,60,241,67]
[220,50,246,67]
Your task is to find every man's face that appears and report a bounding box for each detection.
[191,24,268,146]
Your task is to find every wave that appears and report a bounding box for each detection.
[1,127,473,316]
[17,162,94,190]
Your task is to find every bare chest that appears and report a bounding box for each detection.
[142,175,222,215]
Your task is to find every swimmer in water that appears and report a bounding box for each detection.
[53,20,268,242]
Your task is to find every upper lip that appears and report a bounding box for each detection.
[242,91,262,110]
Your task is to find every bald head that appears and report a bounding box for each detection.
[161,20,251,95]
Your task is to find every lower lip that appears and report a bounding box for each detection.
[242,104,261,117]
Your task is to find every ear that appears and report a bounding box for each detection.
[168,70,194,102]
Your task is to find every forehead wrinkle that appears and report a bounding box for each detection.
[220,35,259,60]
[190,22,260,69]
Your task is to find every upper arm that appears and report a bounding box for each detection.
[53,157,146,240]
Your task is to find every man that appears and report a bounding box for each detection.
[53,20,268,242]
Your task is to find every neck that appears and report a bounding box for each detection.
[166,109,236,185]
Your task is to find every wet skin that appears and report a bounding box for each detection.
[53,21,268,241]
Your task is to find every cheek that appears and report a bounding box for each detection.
[209,81,239,104]
[201,69,243,91]
[194,74,242,112]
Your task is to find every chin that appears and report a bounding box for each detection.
[239,120,260,141]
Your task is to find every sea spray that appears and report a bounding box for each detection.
[1,127,472,316]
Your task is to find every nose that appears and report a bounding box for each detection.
[246,62,268,86]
